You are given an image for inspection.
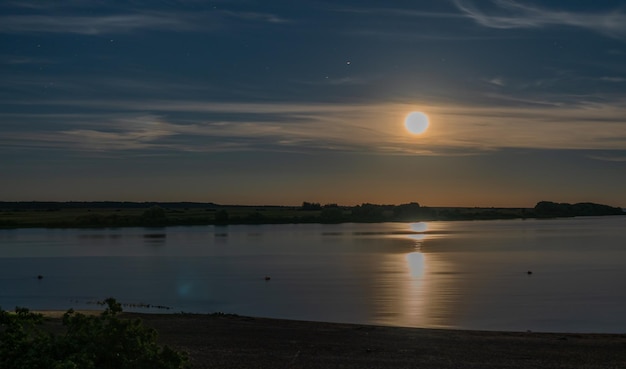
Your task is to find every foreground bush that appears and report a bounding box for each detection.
[0,298,189,369]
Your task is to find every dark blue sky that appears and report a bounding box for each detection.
[1,0,625,206]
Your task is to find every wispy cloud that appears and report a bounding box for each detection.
[431,102,626,152]
[453,0,626,37]
[3,97,626,156]
[588,154,626,162]
[0,115,179,151]
[221,11,291,24]
[295,76,370,86]
[345,28,509,41]
[600,76,626,83]
[0,13,200,35]
[331,6,463,20]
[487,77,506,86]
[0,55,50,64]
[0,7,289,35]
[333,5,509,41]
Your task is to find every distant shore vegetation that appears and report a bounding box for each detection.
[0,201,623,229]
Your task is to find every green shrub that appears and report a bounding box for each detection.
[0,298,189,369]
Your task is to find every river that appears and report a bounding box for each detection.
[1,216,625,333]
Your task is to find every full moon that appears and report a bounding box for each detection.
[405,112,430,134]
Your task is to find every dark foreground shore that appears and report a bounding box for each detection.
[111,313,626,369]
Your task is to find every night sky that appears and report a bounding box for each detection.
[2,1,625,207]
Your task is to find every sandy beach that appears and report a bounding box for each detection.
[92,313,626,369]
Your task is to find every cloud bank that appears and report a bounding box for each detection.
[3,97,626,157]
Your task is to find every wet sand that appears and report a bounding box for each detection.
[118,313,626,369]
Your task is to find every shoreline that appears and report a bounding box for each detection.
[39,311,626,369]
[2,201,623,229]
[35,309,626,335]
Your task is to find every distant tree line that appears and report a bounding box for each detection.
[533,201,624,218]
[0,201,623,228]
[0,201,218,211]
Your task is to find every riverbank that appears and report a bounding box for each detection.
[46,312,625,369]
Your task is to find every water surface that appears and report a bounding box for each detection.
[1,216,625,333]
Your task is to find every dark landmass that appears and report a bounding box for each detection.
[0,200,623,229]
[533,201,624,218]
[40,312,626,369]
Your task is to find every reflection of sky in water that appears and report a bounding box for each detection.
[409,222,428,233]
[1,218,626,332]
[371,218,626,331]
[406,252,424,278]
[369,221,462,329]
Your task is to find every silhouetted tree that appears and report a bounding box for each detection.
[351,203,387,222]
[534,201,624,218]
[301,202,322,210]
[393,202,422,220]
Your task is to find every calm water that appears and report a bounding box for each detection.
[1,216,625,333]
